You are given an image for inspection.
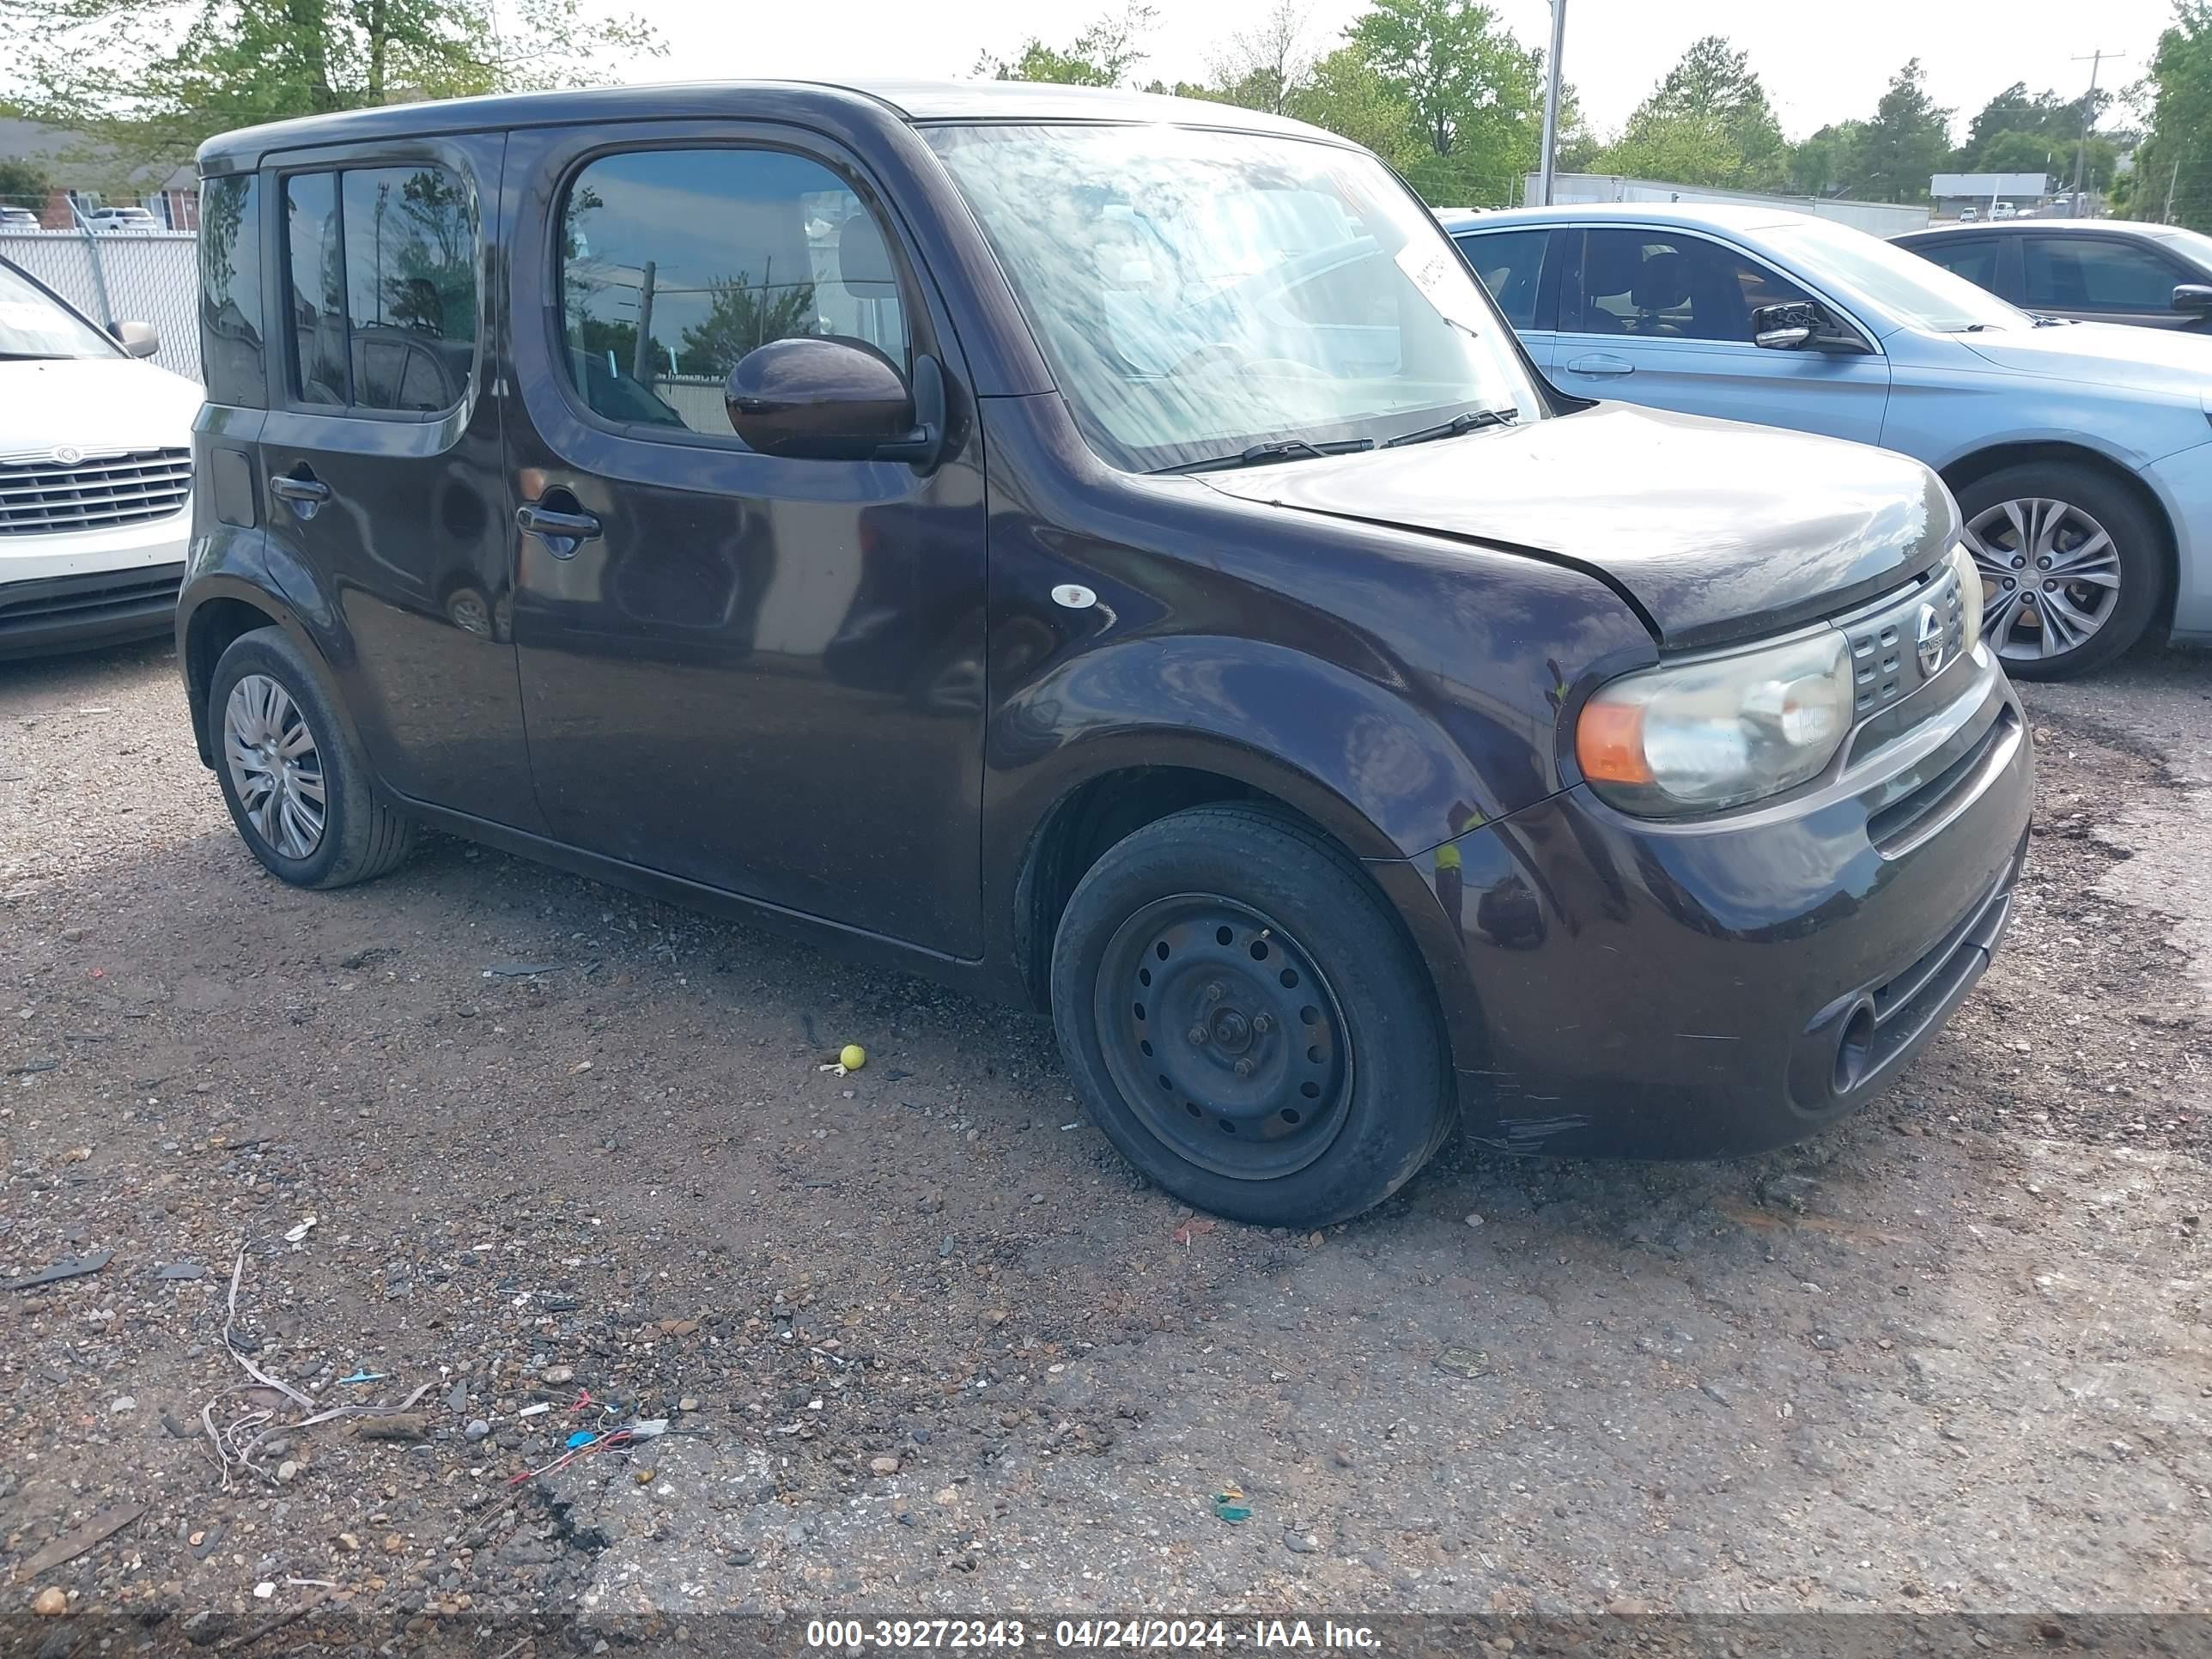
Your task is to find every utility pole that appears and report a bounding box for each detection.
[631,260,656,387]
[1537,0,1566,206]
[2069,48,2124,216]
[2166,157,2182,224]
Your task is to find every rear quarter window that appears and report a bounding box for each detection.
[281,163,479,416]
[198,174,264,407]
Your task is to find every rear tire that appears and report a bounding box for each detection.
[1954,461,2166,680]
[1050,805,1454,1228]
[207,628,414,889]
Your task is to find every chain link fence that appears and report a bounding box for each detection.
[1,198,203,381]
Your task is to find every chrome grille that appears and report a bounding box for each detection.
[0,448,192,536]
[1845,564,1966,720]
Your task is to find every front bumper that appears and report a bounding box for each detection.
[2142,439,2212,645]
[0,509,189,658]
[1407,647,2033,1158]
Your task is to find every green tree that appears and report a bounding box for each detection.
[1789,122,1862,196]
[1284,42,1425,170]
[678,269,819,379]
[2127,3,2212,229]
[1848,59,1954,202]
[1347,0,1544,204]
[0,0,663,176]
[977,4,1158,88]
[0,156,51,209]
[1200,0,1312,115]
[1597,35,1789,191]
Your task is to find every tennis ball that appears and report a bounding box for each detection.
[840,1044,867,1072]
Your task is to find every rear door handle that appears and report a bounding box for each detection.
[269,473,331,520]
[1565,353,1634,377]
[515,501,602,560]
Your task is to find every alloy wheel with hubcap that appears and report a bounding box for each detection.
[1960,495,2122,665]
[1094,896,1353,1181]
[222,672,326,860]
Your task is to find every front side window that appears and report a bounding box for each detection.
[1457,229,1546,330]
[558,147,910,439]
[0,259,120,361]
[2023,236,2181,311]
[198,173,264,406]
[1911,236,2002,294]
[926,123,1543,473]
[283,163,477,413]
[1571,229,1814,343]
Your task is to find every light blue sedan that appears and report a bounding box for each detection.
[1443,204,2212,678]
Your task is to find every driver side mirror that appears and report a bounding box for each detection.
[1751,302,1819,350]
[112,319,160,358]
[2173,283,2212,316]
[724,336,946,468]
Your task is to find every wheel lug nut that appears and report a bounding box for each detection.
[1188,1026,1208,1046]
[1252,1013,1273,1034]
[1204,982,1224,1003]
[2043,580,2055,592]
[2002,578,2014,589]
[1233,1058,1254,1079]
[2037,556,2051,568]
[2010,556,2025,568]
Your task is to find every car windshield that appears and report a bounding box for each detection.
[0,260,120,359]
[1769,218,2027,333]
[925,123,1544,472]
[2154,225,2212,270]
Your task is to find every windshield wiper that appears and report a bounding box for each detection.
[1158,436,1375,476]
[1383,407,1519,448]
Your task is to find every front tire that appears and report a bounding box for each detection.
[1955,462,2166,680]
[1050,805,1454,1228]
[207,628,415,889]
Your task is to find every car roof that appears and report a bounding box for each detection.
[196,78,1336,172]
[1452,201,1814,235]
[1896,217,2157,240]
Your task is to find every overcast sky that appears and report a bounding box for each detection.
[603,0,2175,143]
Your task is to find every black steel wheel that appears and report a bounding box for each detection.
[1052,804,1454,1227]
[1095,896,1353,1181]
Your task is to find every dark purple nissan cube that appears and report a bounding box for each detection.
[180,80,2031,1225]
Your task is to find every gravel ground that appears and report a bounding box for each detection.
[2,638,2208,1648]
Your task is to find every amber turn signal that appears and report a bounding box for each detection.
[1575,700,1655,787]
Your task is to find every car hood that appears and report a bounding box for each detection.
[1195,402,1954,651]
[0,356,204,459]
[1957,317,2212,394]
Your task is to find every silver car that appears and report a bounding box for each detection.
[1446,203,2212,678]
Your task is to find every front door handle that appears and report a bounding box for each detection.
[1565,353,1634,377]
[270,472,331,520]
[515,501,602,560]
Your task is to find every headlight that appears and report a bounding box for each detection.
[1945,541,1986,649]
[1575,630,1853,816]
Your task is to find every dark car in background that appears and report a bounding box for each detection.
[1892,218,2212,332]
[180,81,2030,1226]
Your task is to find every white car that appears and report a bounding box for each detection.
[0,205,42,231]
[1,257,202,656]
[1991,202,2016,221]
[85,205,160,233]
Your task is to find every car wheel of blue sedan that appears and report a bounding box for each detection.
[1954,462,2166,681]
